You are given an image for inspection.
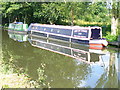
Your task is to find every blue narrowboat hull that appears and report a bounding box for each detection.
[28,23,108,49]
[29,31,89,45]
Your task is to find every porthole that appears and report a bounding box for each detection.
[44,28,46,30]
[51,29,53,32]
[57,30,60,33]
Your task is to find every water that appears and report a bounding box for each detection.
[1,30,119,88]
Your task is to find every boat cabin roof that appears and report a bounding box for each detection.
[30,23,101,30]
[13,22,23,24]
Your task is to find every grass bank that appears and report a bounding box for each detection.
[0,73,38,88]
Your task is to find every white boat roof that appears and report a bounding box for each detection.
[31,23,101,30]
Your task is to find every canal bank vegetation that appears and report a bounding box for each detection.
[1,2,119,43]
[0,48,47,88]
[0,62,47,88]
[1,33,50,88]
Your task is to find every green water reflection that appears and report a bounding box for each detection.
[1,30,119,88]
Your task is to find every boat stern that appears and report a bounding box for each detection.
[89,39,108,49]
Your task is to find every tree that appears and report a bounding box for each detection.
[111,2,120,35]
[1,2,111,28]
[1,2,36,24]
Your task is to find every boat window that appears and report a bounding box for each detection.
[31,26,34,29]
[59,29,72,36]
[57,30,60,33]
[40,27,44,31]
[9,23,15,28]
[47,28,72,36]
[37,27,72,36]
[32,26,37,30]
[15,24,23,30]
[38,26,40,30]
[73,29,89,38]
[45,27,51,32]
[36,27,38,29]
[51,29,53,32]
[51,28,58,34]
[44,28,46,31]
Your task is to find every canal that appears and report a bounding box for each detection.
[0,30,119,88]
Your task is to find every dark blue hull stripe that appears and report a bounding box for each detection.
[49,35,70,41]
[31,31,89,44]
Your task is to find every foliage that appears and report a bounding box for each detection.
[2,2,119,40]
[82,2,110,22]
[112,2,119,19]
[0,73,40,88]
[0,62,46,88]
[34,2,66,24]
[104,32,118,42]
[111,2,120,35]
[1,2,111,25]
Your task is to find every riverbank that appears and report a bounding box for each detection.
[108,35,120,47]
[108,41,120,47]
[0,73,35,88]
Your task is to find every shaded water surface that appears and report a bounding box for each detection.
[1,30,119,88]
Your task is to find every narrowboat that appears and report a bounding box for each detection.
[28,35,108,64]
[8,22,28,34]
[28,23,108,49]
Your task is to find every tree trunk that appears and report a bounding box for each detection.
[24,15,27,24]
[70,9,74,26]
[111,2,120,35]
[111,16,118,35]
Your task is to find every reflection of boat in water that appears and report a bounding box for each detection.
[8,31,28,42]
[28,36,116,88]
[28,35,108,64]
[8,22,28,34]
[28,23,108,49]
[3,30,117,88]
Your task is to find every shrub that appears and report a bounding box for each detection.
[104,32,118,42]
